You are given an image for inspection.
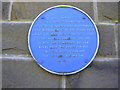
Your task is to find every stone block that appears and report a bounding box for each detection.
[11,2,94,20]
[2,59,61,88]
[118,23,120,57]
[2,22,31,53]
[97,24,116,56]
[2,2,10,20]
[97,2,118,22]
[2,23,117,56]
[66,58,118,88]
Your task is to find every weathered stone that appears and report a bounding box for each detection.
[118,2,120,22]
[2,2,10,20]
[2,22,117,56]
[97,24,116,56]
[118,23,120,57]
[2,22,31,53]
[2,22,118,88]
[66,58,118,88]
[11,2,94,20]
[0,1,2,20]
[2,59,61,88]
[97,2,118,22]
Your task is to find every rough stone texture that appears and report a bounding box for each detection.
[1,1,119,89]
[2,23,117,56]
[97,2,118,22]
[2,58,61,88]
[2,2,10,20]
[66,59,118,88]
[2,23,31,53]
[97,24,116,56]
[0,1,2,20]
[2,52,118,88]
[118,23,120,57]
[118,2,120,22]
[11,2,94,20]
[2,22,118,88]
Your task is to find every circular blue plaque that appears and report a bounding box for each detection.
[28,5,99,75]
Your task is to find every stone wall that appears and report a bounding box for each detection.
[1,1,119,88]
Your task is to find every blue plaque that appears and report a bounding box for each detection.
[28,5,99,75]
